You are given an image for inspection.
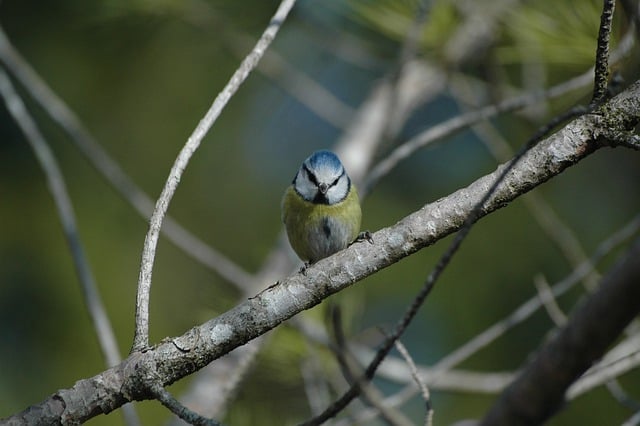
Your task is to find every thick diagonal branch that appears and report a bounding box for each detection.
[480,238,640,426]
[4,79,640,426]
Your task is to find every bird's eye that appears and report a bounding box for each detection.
[302,164,319,187]
[329,169,346,188]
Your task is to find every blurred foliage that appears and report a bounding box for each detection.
[500,1,612,66]
[348,0,623,77]
[1,0,639,425]
[347,0,460,58]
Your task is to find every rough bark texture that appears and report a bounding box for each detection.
[3,80,639,426]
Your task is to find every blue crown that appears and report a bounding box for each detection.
[305,150,343,174]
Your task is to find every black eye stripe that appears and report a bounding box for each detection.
[329,169,345,188]
[302,164,319,186]
[302,164,345,190]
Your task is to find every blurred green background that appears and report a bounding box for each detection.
[1,0,639,425]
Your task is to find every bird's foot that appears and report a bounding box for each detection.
[298,262,311,275]
[352,230,374,245]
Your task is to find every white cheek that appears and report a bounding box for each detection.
[295,174,318,201]
[327,177,349,204]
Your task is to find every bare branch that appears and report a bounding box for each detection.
[168,337,264,426]
[0,25,254,293]
[169,30,409,414]
[363,70,588,195]
[604,380,640,412]
[0,68,121,368]
[356,351,513,395]
[622,411,640,426]
[343,200,640,425]
[336,61,446,190]
[150,383,224,426]
[480,239,640,425]
[378,0,431,145]
[567,333,640,399]
[4,78,640,425]
[301,80,630,426]
[592,0,616,103]
[330,306,414,426]
[183,1,355,129]
[364,19,637,196]
[393,339,433,426]
[300,351,333,418]
[450,76,602,291]
[0,65,140,426]
[533,275,568,327]
[444,0,520,65]
[433,211,640,373]
[132,0,297,352]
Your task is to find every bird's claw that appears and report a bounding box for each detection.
[353,230,373,245]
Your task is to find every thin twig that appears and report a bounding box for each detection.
[622,410,640,426]
[7,77,639,425]
[393,339,433,426]
[397,0,429,66]
[533,275,568,327]
[606,379,640,411]
[336,350,525,425]
[183,0,355,129]
[329,28,634,422]
[300,351,333,418]
[566,333,640,399]
[0,66,140,426]
[362,71,589,195]
[592,0,616,103]
[380,0,430,144]
[0,25,254,293]
[449,75,601,291]
[169,18,395,413]
[433,212,640,373]
[330,305,413,426]
[334,0,445,190]
[326,195,640,426]
[605,380,640,412]
[167,337,264,426]
[481,239,640,425]
[255,47,355,129]
[301,74,583,426]
[131,0,297,352]
[363,20,638,197]
[151,383,224,426]
[0,68,121,367]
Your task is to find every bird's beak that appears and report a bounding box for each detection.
[318,183,329,194]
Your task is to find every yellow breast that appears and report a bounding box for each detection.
[282,185,361,263]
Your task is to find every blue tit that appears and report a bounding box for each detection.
[282,150,362,264]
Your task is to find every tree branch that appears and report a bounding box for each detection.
[340,210,639,425]
[393,339,433,426]
[592,0,616,103]
[4,78,640,426]
[480,238,640,425]
[0,25,255,293]
[0,67,123,370]
[150,383,223,426]
[132,0,297,352]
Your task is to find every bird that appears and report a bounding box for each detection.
[282,150,362,264]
